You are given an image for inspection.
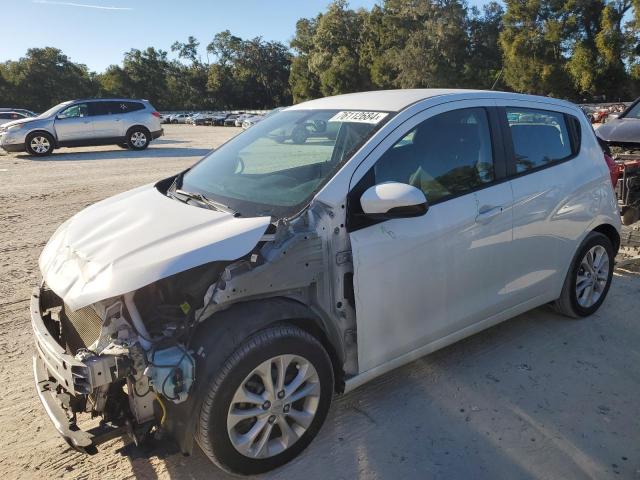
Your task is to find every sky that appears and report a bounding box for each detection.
[2,0,385,72]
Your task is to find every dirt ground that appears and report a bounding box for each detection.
[1,125,639,480]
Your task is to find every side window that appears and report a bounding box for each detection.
[505,107,574,173]
[0,113,9,119]
[58,103,88,119]
[373,108,494,204]
[124,101,145,112]
[89,102,110,116]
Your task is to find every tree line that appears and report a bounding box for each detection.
[1,0,639,112]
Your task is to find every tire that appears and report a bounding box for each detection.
[196,325,334,475]
[171,119,178,124]
[291,126,308,144]
[554,231,614,318]
[622,207,640,226]
[117,143,129,149]
[25,132,54,157]
[126,127,150,150]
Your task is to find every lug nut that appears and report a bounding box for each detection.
[262,401,271,410]
[283,404,290,413]
[268,415,276,424]
[277,390,285,399]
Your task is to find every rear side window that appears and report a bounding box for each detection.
[373,107,494,204]
[91,101,145,115]
[505,108,575,173]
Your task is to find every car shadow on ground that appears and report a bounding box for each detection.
[119,272,640,479]
[152,139,191,145]
[13,146,212,161]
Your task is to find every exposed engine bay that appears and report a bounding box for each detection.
[32,184,357,453]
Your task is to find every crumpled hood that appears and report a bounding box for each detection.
[596,118,640,145]
[39,184,271,310]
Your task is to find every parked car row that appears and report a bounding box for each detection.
[160,110,278,128]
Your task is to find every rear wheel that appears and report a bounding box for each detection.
[126,128,150,150]
[196,325,333,475]
[554,232,614,317]
[25,132,54,157]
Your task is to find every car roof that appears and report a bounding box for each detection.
[71,98,148,103]
[286,89,576,113]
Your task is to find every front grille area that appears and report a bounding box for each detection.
[60,304,102,354]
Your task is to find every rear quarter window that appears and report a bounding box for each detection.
[505,107,579,174]
[123,102,145,113]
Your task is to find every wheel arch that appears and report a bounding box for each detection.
[126,124,151,137]
[163,296,345,456]
[26,129,57,147]
[592,223,620,254]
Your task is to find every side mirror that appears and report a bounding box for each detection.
[360,182,428,219]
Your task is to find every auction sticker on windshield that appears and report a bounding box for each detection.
[329,111,388,124]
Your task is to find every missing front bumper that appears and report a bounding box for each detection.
[33,355,127,454]
[30,287,130,453]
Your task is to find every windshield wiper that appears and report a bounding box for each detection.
[173,189,239,216]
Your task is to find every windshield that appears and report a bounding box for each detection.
[39,101,73,118]
[624,102,640,119]
[179,109,390,217]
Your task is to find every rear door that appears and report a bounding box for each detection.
[495,101,584,303]
[54,103,93,142]
[89,101,126,138]
[348,101,514,372]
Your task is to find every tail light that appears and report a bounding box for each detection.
[603,153,620,187]
[151,111,161,118]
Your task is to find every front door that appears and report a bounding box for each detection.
[54,103,92,142]
[348,102,514,372]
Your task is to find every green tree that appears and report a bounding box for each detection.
[171,36,211,109]
[500,0,575,97]
[0,47,97,111]
[120,47,172,107]
[466,2,504,88]
[290,18,322,102]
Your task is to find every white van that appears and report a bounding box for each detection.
[31,89,620,475]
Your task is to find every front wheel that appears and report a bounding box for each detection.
[25,132,54,157]
[554,232,614,317]
[126,128,150,150]
[196,325,334,475]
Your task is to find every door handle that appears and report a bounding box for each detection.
[476,205,503,224]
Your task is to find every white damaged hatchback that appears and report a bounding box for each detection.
[32,89,621,474]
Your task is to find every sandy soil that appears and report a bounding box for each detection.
[1,125,639,479]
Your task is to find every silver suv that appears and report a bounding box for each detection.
[0,98,163,157]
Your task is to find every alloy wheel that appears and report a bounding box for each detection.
[130,131,147,148]
[226,354,321,459]
[576,245,609,308]
[30,136,50,154]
